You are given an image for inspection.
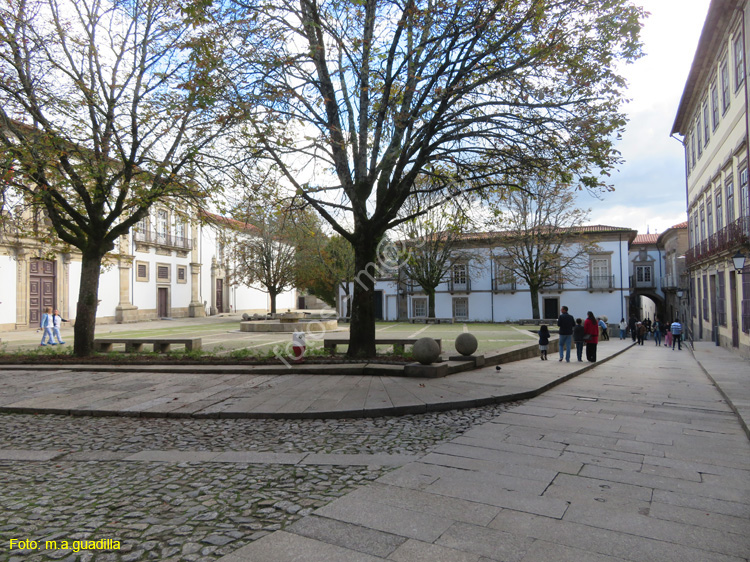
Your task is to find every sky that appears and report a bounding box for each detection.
[578,0,712,235]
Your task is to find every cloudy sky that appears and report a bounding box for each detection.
[579,0,712,235]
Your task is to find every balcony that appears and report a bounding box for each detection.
[405,281,423,295]
[630,274,655,289]
[660,274,680,291]
[448,277,471,293]
[493,279,516,292]
[686,216,750,266]
[133,229,193,251]
[587,275,615,291]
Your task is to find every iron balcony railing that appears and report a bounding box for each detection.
[448,277,471,293]
[660,274,680,291]
[133,229,193,250]
[686,215,750,266]
[587,275,615,290]
[493,279,516,292]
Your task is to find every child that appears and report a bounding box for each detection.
[538,324,550,360]
[573,318,585,362]
[664,324,672,348]
[52,309,66,345]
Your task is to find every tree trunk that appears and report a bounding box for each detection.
[269,290,278,314]
[347,232,380,358]
[530,286,541,320]
[427,288,436,318]
[73,250,104,357]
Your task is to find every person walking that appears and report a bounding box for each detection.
[665,323,673,348]
[583,311,599,362]
[39,307,54,346]
[557,306,575,362]
[619,318,627,340]
[652,318,662,347]
[573,318,585,362]
[671,319,683,350]
[637,322,646,345]
[598,317,609,341]
[538,325,550,360]
[628,315,637,342]
[52,309,67,345]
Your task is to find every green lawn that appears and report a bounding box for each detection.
[1,319,540,358]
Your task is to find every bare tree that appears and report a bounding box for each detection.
[0,0,236,355]
[493,183,598,319]
[224,0,644,357]
[397,194,473,318]
[226,208,298,315]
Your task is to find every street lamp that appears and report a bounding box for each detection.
[732,251,747,273]
[676,289,684,299]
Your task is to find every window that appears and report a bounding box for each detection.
[177,265,187,284]
[590,257,610,289]
[700,206,705,241]
[734,34,745,91]
[696,115,702,158]
[494,259,515,290]
[711,82,719,129]
[156,209,169,243]
[174,216,186,241]
[690,133,696,169]
[693,214,699,248]
[721,56,731,112]
[740,166,749,217]
[726,174,735,224]
[707,201,713,237]
[717,272,727,327]
[636,265,652,284]
[451,263,468,291]
[412,298,427,318]
[136,216,147,233]
[703,101,710,146]
[157,263,170,282]
[452,297,469,320]
[716,189,723,231]
[136,261,149,282]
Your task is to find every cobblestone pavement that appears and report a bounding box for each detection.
[1,403,518,561]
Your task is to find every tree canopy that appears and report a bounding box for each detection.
[224,0,645,356]
[0,0,237,355]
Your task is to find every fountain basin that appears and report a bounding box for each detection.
[240,318,338,333]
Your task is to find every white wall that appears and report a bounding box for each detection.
[0,255,18,325]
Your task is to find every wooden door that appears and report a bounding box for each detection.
[29,259,56,326]
[216,279,224,313]
[158,287,168,318]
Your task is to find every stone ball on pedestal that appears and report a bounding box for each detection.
[413,337,441,365]
[455,333,478,356]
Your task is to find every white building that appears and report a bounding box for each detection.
[0,208,295,331]
[672,0,750,356]
[341,225,637,324]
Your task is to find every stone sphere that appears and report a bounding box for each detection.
[413,337,441,365]
[455,333,478,356]
[242,313,250,321]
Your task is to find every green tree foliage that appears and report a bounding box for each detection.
[224,0,644,357]
[0,0,236,355]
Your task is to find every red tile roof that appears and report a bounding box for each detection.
[633,233,659,245]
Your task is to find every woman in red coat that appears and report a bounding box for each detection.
[583,311,599,362]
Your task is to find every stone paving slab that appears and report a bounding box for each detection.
[220,342,750,562]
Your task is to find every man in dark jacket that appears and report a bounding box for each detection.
[557,306,575,362]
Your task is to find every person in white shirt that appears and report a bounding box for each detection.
[52,309,67,345]
[670,319,682,350]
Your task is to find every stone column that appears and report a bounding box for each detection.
[188,222,204,317]
[14,248,28,328]
[115,240,138,323]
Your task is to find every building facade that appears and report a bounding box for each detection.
[672,0,750,356]
[341,225,637,324]
[0,209,296,331]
